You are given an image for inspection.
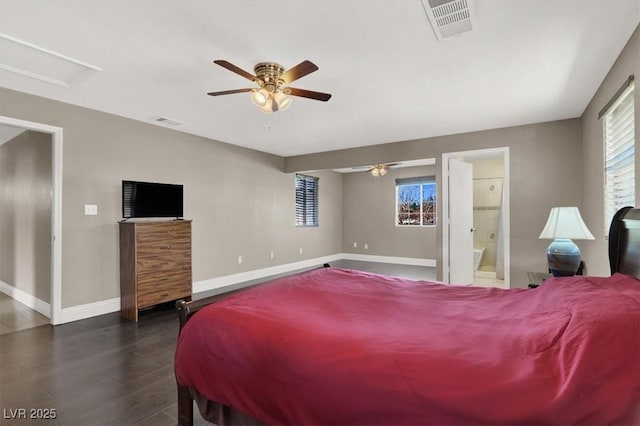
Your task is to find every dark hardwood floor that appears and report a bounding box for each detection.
[0,261,435,425]
[0,303,209,426]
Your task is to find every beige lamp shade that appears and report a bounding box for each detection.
[539,207,595,240]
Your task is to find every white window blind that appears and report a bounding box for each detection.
[295,174,319,227]
[604,82,635,232]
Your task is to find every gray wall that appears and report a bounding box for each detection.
[0,88,342,308]
[0,130,52,302]
[286,119,583,288]
[0,23,635,308]
[342,165,436,259]
[581,24,639,276]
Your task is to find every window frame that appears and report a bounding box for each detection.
[395,177,437,227]
[295,174,319,227]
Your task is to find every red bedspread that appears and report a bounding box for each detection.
[175,268,640,425]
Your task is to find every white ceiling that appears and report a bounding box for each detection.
[0,1,638,157]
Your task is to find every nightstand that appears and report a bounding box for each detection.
[527,272,551,288]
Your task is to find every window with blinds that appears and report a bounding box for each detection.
[603,82,635,233]
[295,174,319,227]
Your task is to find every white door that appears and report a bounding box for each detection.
[448,158,474,284]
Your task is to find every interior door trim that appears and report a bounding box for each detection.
[441,147,510,288]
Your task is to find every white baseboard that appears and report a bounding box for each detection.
[59,297,120,324]
[0,279,51,318]
[7,253,436,325]
[340,253,436,267]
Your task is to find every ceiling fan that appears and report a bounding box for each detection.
[207,60,332,113]
[353,163,400,177]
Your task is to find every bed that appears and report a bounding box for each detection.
[175,207,640,426]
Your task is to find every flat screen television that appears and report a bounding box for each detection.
[122,180,183,219]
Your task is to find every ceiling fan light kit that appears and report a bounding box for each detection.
[208,59,331,113]
[251,87,292,113]
[370,164,388,177]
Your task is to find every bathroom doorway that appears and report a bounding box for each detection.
[442,147,510,289]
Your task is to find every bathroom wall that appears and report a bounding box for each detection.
[470,157,504,271]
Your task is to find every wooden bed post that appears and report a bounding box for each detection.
[608,206,633,274]
[176,381,194,426]
[176,299,194,426]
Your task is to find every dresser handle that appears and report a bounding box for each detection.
[160,245,171,249]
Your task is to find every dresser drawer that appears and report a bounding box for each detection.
[136,253,191,274]
[135,237,190,258]
[135,221,190,238]
[135,223,190,256]
[137,267,191,308]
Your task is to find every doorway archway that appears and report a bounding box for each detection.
[0,115,63,324]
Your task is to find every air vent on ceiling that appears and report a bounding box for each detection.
[152,116,186,126]
[421,0,474,40]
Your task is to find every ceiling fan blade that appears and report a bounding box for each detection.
[286,87,332,102]
[280,60,318,84]
[213,60,257,82]
[207,88,254,96]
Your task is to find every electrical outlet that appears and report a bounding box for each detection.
[237,255,243,264]
[84,204,98,216]
[270,250,274,259]
[364,243,368,250]
[353,242,358,248]
[299,247,303,255]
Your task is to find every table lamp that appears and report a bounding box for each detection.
[539,207,595,276]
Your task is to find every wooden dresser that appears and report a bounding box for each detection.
[119,220,192,321]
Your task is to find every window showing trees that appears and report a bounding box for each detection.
[396,177,436,226]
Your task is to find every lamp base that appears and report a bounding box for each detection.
[547,238,581,277]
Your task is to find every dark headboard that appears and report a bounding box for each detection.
[609,207,640,278]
